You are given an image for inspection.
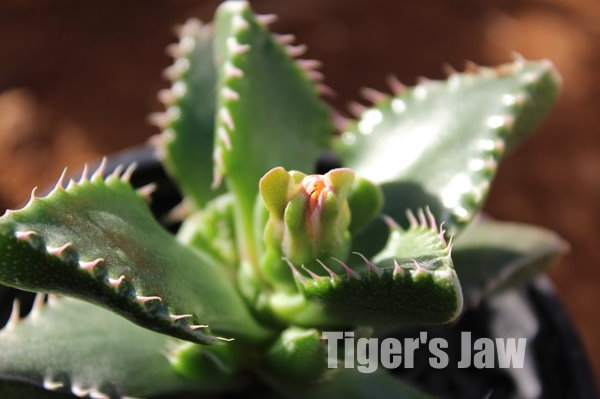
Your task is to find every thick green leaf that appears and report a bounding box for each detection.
[0,296,224,398]
[177,193,237,267]
[212,1,332,253]
[453,218,566,306]
[336,59,560,244]
[272,209,462,326]
[0,166,271,344]
[153,18,220,209]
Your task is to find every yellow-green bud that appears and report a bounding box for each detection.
[259,167,355,288]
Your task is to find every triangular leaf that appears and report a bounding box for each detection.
[276,209,462,326]
[336,59,560,241]
[0,167,271,344]
[153,18,220,209]
[212,1,332,231]
[0,296,223,398]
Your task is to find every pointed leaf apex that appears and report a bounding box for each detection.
[30,293,46,316]
[169,314,193,321]
[283,257,307,284]
[286,44,307,58]
[348,101,367,118]
[79,258,104,272]
[80,164,89,182]
[136,296,162,304]
[15,230,37,240]
[381,215,400,230]
[189,324,210,330]
[256,13,278,25]
[232,14,249,31]
[331,257,361,280]
[442,62,457,77]
[92,157,108,180]
[47,242,72,257]
[138,183,157,202]
[275,33,295,45]
[393,259,404,277]
[353,252,382,276]
[317,84,336,97]
[302,265,323,281]
[511,51,526,63]
[28,186,39,204]
[386,74,406,94]
[464,60,479,73]
[108,164,125,180]
[406,209,419,228]
[6,298,20,329]
[361,87,388,104]
[53,167,68,191]
[108,275,126,288]
[43,377,64,391]
[316,259,339,282]
[425,206,438,231]
[122,163,137,182]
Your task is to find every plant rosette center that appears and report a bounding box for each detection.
[258,167,362,288]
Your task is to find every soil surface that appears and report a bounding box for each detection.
[1,0,599,385]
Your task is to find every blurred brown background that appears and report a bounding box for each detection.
[0,0,598,382]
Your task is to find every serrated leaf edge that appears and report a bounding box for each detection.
[0,294,142,398]
[212,4,332,188]
[285,207,456,289]
[1,161,233,345]
[339,56,557,229]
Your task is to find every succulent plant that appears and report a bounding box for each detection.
[0,1,565,398]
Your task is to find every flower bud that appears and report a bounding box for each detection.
[259,167,355,287]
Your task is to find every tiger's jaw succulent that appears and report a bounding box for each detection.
[0,1,565,398]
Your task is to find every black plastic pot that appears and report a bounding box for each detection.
[0,146,597,399]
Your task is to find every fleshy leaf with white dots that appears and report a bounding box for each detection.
[0,165,271,345]
[335,59,560,250]
[212,1,332,234]
[152,18,220,209]
[271,209,462,327]
[0,296,232,398]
